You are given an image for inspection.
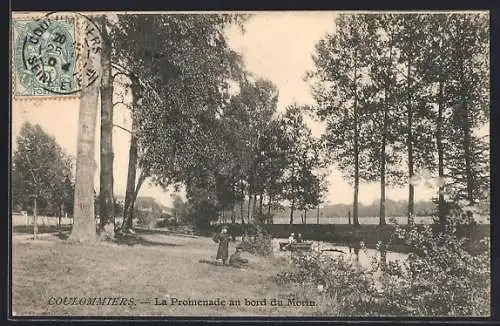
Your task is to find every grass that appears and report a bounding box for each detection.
[12,224,72,235]
[11,232,331,317]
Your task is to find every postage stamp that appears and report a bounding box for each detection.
[12,12,102,99]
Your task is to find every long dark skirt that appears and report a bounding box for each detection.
[214,233,229,262]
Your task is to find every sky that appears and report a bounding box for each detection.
[11,12,488,208]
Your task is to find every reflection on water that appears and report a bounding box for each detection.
[317,241,408,269]
[272,239,408,271]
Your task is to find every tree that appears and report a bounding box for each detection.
[295,140,327,224]
[69,19,102,242]
[170,194,188,223]
[417,13,489,226]
[308,13,489,228]
[445,14,489,209]
[279,105,326,224]
[257,119,290,223]
[307,14,375,226]
[222,77,279,223]
[12,123,74,217]
[108,14,246,232]
[99,15,115,232]
[119,78,146,232]
[389,14,436,225]
[361,14,406,226]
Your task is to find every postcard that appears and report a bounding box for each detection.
[10,10,490,318]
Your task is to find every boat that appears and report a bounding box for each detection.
[279,241,314,251]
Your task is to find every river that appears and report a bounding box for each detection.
[272,238,408,271]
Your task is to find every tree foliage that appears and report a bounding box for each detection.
[12,122,74,217]
[308,13,489,225]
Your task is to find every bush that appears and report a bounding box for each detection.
[238,224,273,256]
[274,205,490,316]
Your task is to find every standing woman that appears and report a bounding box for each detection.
[213,226,230,265]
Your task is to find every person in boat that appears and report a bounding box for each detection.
[285,232,296,250]
[229,246,249,267]
[296,233,304,243]
[213,226,230,265]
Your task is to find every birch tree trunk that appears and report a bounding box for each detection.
[437,80,446,226]
[379,85,388,226]
[352,51,360,227]
[406,58,415,225]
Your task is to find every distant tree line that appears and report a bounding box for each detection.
[276,199,436,221]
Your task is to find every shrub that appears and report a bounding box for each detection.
[238,224,273,256]
[274,204,490,316]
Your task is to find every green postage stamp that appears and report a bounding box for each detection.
[12,17,78,96]
[12,13,102,98]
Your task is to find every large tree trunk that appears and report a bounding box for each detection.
[437,80,446,226]
[407,58,415,225]
[289,197,295,225]
[379,87,388,226]
[120,79,145,232]
[121,92,138,231]
[69,46,100,242]
[352,51,360,227]
[121,129,138,232]
[99,15,115,232]
[379,35,393,227]
[123,170,146,230]
[304,209,307,224]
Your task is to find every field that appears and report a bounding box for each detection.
[11,231,335,317]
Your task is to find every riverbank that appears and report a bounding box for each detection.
[12,232,332,317]
[13,221,489,256]
[211,223,490,253]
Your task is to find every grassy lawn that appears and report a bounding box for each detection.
[12,232,331,317]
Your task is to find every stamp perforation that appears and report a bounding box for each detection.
[12,11,102,99]
[12,15,81,101]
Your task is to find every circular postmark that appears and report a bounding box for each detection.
[13,12,102,96]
